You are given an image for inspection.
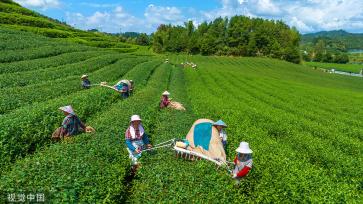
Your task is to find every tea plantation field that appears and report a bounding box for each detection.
[0,28,362,203]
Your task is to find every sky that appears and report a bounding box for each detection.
[13,0,363,34]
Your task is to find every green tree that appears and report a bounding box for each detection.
[151,15,302,63]
[136,33,150,46]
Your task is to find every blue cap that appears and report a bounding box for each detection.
[213,120,227,127]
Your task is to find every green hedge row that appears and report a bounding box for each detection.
[0,50,107,74]
[0,59,161,171]
[0,61,168,203]
[0,56,148,114]
[0,53,120,88]
[0,43,94,63]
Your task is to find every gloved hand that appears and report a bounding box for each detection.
[85,126,95,133]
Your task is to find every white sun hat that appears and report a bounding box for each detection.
[81,74,88,79]
[236,142,253,154]
[59,105,75,115]
[130,115,142,122]
[162,91,170,96]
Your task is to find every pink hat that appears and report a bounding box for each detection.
[59,105,75,115]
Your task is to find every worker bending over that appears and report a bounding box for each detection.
[52,105,94,140]
[115,81,129,99]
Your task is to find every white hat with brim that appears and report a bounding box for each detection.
[59,105,75,115]
[81,74,88,79]
[131,115,142,122]
[162,91,170,96]
[236,142,253,154]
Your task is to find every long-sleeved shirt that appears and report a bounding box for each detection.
[82,79,91,89]
[61,114,86,136]
[233,154,253,178]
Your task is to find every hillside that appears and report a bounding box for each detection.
[302,30,363,49]
[0,0,138,51]
[0,1,362,203]
[0,25,362,202]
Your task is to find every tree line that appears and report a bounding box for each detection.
[152,16,301,63]
[118,32,150,46]
[301,37,349,64]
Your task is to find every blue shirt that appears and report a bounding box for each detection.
[82,79,91,89]
[62,114,86,136]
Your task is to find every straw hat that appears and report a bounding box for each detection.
[236,142,253,154]
[59,105,75,115]
[81,74,88,79]
[213,120,227,127]
[130,115,142,122]
[162,91,170,96]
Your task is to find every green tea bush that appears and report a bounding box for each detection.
[0,53,121,88]
[0,12,56,28]
[0,57,148,114]
[0,62,169,203]
[0,44,93,63]
[0,59,161,169]
[0,50,105,74]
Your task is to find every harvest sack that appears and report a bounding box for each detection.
[169,101,186,111]
[185,119,226,162]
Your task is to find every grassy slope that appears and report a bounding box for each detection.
[0,1,139,51]
[304,61,363,73]
[127,55,363,203]
[0,1,362,202]
[0,34,361,202]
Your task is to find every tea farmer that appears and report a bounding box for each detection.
[213,120,227,150]
[125,115,152,171]
[232,142,253,183]
[159,91,171,109]
[81,74,91,89]
[52,105,93,140]
[114,81,129,99]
